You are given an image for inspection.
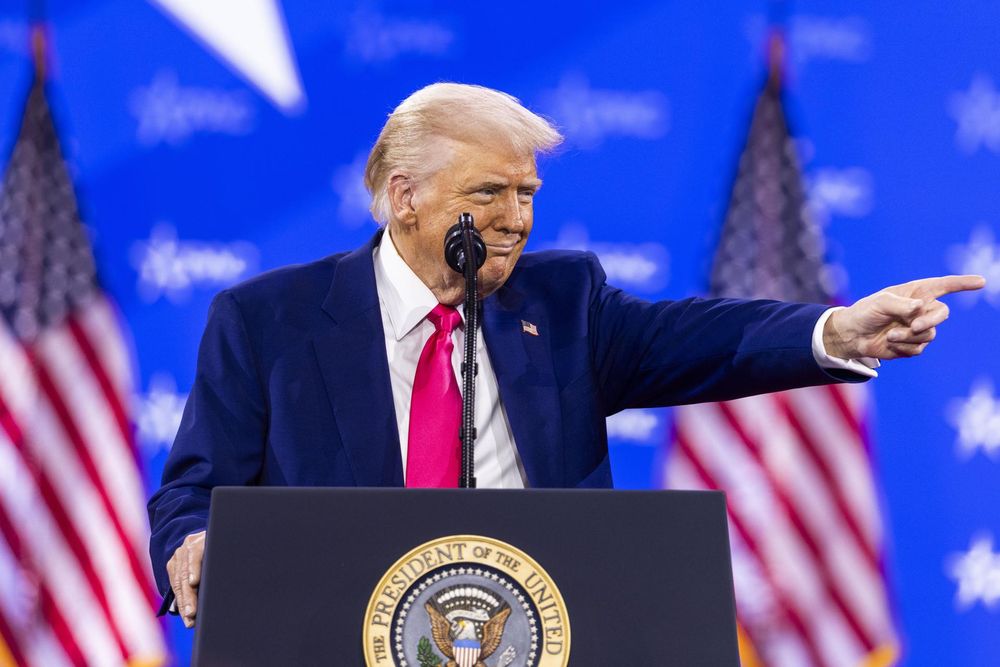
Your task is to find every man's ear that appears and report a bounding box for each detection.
[387,173,417,227]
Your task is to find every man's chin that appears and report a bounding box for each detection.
[477,259,515,297]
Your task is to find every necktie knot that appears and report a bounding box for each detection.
[427,304,461,334]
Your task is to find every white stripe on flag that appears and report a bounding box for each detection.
[676,405,864,665]
[0,431,120,666]
[729,394,894,641]
[14,396,161,658]
[0,532,70,667]
[667,440,818,667]
[77,297,135,404]
[784,387,883,548]
[36,327,148,549]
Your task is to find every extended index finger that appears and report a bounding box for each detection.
[911,274,986,299]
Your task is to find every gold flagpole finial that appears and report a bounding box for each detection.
[31,24,47,80]
[766,29,785,91]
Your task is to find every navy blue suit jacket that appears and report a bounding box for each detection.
[147,229,857,595]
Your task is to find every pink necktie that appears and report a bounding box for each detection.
[406,304,462,487]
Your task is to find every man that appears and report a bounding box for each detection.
[148,83,984,628]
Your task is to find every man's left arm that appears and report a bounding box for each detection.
[588,260,984,413]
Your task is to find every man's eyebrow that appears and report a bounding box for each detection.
[465,176,542,191]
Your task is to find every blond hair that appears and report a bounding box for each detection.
[364,82,563,224]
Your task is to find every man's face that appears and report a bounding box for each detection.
[392,138,541,305]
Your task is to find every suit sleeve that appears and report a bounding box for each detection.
[147,290,268,596]
[584,255,867,415]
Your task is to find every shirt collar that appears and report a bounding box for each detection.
[373,228,464,341]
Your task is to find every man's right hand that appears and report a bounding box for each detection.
[166,530,206,628]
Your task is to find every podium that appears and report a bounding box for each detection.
[192,488,740,666]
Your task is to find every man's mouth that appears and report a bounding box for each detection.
[485,240,519,256]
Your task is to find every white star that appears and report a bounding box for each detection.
[947,378,1000,460]
[948,74,1000,155]
[948,225,1000,307]
[149,0,305,113]
[947,534,1000,610]
[135,373,188,455]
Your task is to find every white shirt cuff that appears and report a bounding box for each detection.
[812,307,880,379]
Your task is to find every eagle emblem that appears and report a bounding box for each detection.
[425,584,512,667]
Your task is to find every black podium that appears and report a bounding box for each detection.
[192,488,739,666]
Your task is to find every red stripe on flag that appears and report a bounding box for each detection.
[775,393,880,566]
[0,394,131,662]
[824,383,865,444]
[0,605,28,667]
[66,315,142,471]
[716,401,878,651]
[26,354,155,604]
[0,499,86,667]
[674,427,831,667]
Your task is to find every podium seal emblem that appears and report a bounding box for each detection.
[363,535,570,667]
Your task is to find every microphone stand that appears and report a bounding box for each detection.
[458,213,479,488]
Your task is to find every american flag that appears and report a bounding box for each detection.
[0,58,165,665]
[662,47,899,667]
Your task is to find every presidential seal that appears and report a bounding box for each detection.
[363,535,570,667]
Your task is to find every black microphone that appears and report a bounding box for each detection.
[444,213,486,274]
[443,212,484,488]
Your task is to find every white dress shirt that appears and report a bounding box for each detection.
[374,230,529,488]
[373,231,878,488]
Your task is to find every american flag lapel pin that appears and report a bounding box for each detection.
[521,320,539,336]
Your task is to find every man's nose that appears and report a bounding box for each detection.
[493,192,525,232]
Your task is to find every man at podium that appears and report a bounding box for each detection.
[147,82,984,628]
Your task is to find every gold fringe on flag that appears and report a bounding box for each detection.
[861,643,900,667]
[737,623,764,667]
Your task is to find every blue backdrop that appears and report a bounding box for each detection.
[0,1,997,664]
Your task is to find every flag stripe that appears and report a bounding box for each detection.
[27,356,154,603]
[3,390,161,657]
[824,383,864,436]
[0,532,72,667]
[0,493,88,667]
[0,397,129,663]
[672,428,831,667]
[666,450,817,664]
[67,312,141,469]
[715,400,877,650]
[75,298,134,409]
[787,387,882,543]
[39,324,150,556]
[724,396,894,641]
[676,410,868,666]
[0,608,27,667]
[775,394,880,565]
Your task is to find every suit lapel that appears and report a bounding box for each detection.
[315,230,404,487]
[482,284,564,487]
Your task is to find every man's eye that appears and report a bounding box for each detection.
[477,187,497,197]
[518,190,535,202]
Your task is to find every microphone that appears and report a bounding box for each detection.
[443,212,484,488]
[444,213,486,274]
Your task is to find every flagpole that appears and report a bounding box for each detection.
[29,0,47,80]
[766,0,789,90]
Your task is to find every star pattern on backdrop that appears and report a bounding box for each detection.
[948,225,1000,307]
[136,374,188,457]
[148,0,305,112]
[947,535,1000,611]
[948,74,1000,154]
[948,379,1000,460]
